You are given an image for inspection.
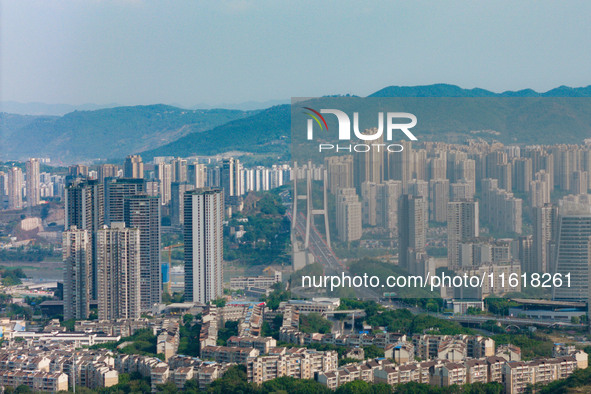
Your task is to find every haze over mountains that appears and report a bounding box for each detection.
[0,99,290,116]
[2,84,591,164]
[369,84,591,98]
[0,106,252,163]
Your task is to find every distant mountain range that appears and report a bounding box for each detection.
[370,83,591,97]
[0,101,122,116]
[2,84,591,163]
[0,105,252,163]
[0,99,289,116]
[141,104,290,161]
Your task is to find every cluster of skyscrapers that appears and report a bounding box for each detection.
[0,153,295,321]
[302,138,591,302]
[0,154,290,213]
[61,155,227,321]
[0,158,47,210]
[151,156,289,216]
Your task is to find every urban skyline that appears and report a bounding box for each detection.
[2,0,591,392]
[3,136,591,392]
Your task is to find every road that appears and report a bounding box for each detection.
[287,208,380,300]
[441,313,581,328]
[385,300,582,329]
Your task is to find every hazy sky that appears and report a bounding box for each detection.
[1,0,591,107]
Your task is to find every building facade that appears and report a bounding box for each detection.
[184,188,224,303]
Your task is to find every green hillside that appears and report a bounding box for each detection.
[3,85,591,163]
[0,105,251,162]
[141,104,290,160]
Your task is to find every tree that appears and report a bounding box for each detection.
[335,380,377,394]
[178,321,202,357]
[212,298,226,308]
[262,283,291,310]
[364,345,385,359]
[484,297,519,316]
[259,376,330,393]
[205,365,257,393]
[300,313,332,334]
[339,357,361,367]
[0,293,12,306]
[162,291,184,304]
[217,321,239,346]
[156,381,178,393]
[183,313,194,325]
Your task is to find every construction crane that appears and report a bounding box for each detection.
[162,243,183,295]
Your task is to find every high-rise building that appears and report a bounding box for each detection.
[173,157,188,183]
[269,165,285,189]
[63,227,92,320]
[68,165,89,178]
[523,148,554,187]
[105,178,145,224]
[65,179,105,231]
[156,163,173,205]
[234,159,243,196]
[207,166,220,188]
[184,188,224,303]
[413,149,427,181]
[171,182,195,226]
[497,163,512,192]
[354,129,385,192]
[406,179,428,223]
[485,151,507,178]
[552,147,572,191]
[481,178,522,234]
[221,158,236,198]
[450,180,474,202]
[98,164,119,183]
[26,158,40,207]
[462,157,478,189]
[188,162,206,189]
[427,157,447,181]
[553,196,591,302]
[388,140,413,188]
[517,235,534,274]
[513,158,532,193]
[447,151,468,182]
[447,200,479,267]
[405,179,428,199]
[376,180,402,230]
[429,179,449,223]
[398,194,426,271]
[530,171,552,208]
[485,151,512,192]
[532,203,558,274]
[124,194,161,310]
[0,171,7,197]
[325,156,354,194]
[96,222,141,320]
[361,182,378,226]
[570,171,589,195]
[335,188,362,242]
[7,167,23,210]
[124,155,144,179]
[65,179,105,299]
[0,171,6,208]
[145,180,160,197]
